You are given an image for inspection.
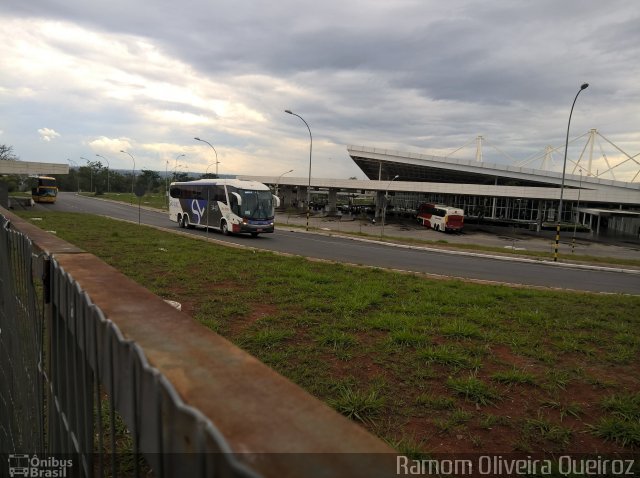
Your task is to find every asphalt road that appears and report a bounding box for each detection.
[38,192,640,294]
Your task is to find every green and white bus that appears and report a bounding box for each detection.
[169,179,280,236]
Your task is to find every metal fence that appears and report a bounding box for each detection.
[0,212,44,456]
[0,212,259,477]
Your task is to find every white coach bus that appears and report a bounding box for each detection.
[169,179,280,237]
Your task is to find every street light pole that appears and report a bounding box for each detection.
[120,150,136,197]
[284,110,312,231]
[275,169,294,196]
[173,153,185,179]
[96,154,110,193]
[165,160,170,208]
[554,83,589,262]
[381,175,399,238]
[194,137,219,177]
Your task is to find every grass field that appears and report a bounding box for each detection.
[16,210,640,455]
[80,191,169,210]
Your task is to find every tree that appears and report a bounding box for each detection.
[82,160,105,193]
[173,172,191,182]
[136,169,161,193]
[0,145,23,192]
[0,144,19,161]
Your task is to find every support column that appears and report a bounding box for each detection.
[327,188,337,214]
[375,190,385,220]
[281,185,293,208]
[296,187,306,210]
[537,201,543,232]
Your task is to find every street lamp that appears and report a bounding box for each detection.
[173,153,185,179]
[168,153,186,205]
[174,153,185,173]
[96,154,110,193]
[120,150,136,197]
[284,110,312,231]
[275,169,294,196]
[554,83,589,262]
[381,175,399,237]
[194,137,219,177]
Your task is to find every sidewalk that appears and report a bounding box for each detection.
[276,211,640,263]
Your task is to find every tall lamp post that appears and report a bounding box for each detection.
[554,83,589,262]
[381,175,399,237]
[284,110,312,231]
[96,154,110,193]
[170,153,186,205]
[205,161,219,176]
[275,169,294,196]
[173,153,185,179]
[120,150,136,197]
[194,137,219,177]
[165,160,170,208]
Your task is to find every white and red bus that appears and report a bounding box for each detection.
[416,203,464,232]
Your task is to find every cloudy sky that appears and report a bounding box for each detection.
[1,0,639,181]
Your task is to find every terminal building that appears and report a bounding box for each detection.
[240,145,640,237]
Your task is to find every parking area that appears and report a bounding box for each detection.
[277,211,640,262]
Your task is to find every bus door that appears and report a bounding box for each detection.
[204,185,225,228]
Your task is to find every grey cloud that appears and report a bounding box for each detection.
[1,0,638,175]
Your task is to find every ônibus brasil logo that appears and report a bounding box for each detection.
[8,454,73,477]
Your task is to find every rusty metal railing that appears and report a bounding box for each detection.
[0,211,45,456]
[0,208,395,478]
[1,211,259,477]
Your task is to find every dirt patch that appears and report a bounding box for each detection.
[227,303,280,336]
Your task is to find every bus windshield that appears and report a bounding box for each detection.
[36,188,57,197]
[229,188,274,220]
[39,178,57,188]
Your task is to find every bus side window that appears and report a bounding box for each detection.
[214,185,227,204]
[169,187,181,198]
[228,192,237,210]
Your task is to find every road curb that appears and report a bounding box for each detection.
[279,226,640,275]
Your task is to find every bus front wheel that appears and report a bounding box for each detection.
[221,221,230,235]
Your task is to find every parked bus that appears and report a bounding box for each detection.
[169,179,280,236]
[416,203,464,232]
[31,176,58,203]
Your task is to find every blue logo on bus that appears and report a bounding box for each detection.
[190,199,207,224]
